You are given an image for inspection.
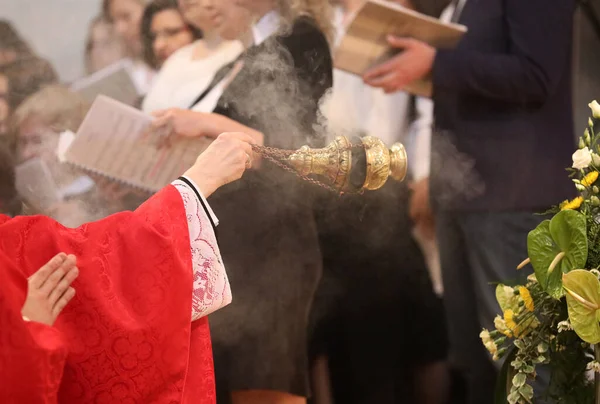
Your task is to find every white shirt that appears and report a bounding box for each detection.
[251,10,281,45]
[452,0,468,21]
[406,2,459,181]
[127,60,156,96]
[142,40,243,113]
[322,7,410,146]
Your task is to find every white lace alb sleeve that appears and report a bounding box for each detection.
[172,179,232,321]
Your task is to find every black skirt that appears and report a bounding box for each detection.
[205,16,333,397]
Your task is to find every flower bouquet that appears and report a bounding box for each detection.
[481,101,600,404]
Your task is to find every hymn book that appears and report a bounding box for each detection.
[334,0,467,97]
[70,59,141,106]
[65,95,212,193]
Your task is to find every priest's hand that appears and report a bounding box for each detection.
[184,132,255,197]
[22,253,78,326]
[363,36,435,94]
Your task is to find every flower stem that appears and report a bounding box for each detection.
[594,344,600,404]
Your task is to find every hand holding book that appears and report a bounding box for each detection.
[363,35,436,94]
[334,0,466,97]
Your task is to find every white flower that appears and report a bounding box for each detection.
[573,147,593,170]
[480,329,498,355]
[590,100,600,119]
[557,320,573,333]
[587,360,600,373]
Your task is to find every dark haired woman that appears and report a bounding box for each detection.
[141,0,242,113]
[0,20,58,112]
[0,20,36,66]
[140,0,202,69]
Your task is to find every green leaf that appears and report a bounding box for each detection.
[514,339,525,350]
[563,270,600,344]
[507,390,520,404]
[518,384,534,401]
[522,365,535,374]
[511,359,524,370]
[512,373,527,388]
[495,347,516,404]
[496,285,519,312]
[527,211,588,298]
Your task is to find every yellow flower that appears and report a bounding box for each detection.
[519,286,534,312]
[561,196,584,211]
[582,171,599,187]
[494,315,512,337]
[504,309,519,335]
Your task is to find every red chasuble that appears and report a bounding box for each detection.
[0,253,68,403]
[0,185,217,403]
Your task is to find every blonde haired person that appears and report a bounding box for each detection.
[277,0,335,41]
[10,85,147,226]
[152,1,334,403]
[9,86,99,225]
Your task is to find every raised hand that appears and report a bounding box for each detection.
[22,253,79,326]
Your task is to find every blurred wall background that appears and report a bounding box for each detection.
[0,0,100,83]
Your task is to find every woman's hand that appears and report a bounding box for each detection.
[22,253,78,326]
[152,109,216,138]
[152,109,265,147]
[409,177,436,240]
[184,132,255,197]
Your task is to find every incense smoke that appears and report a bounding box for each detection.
[219,38,330,150]
[430,131,486,207]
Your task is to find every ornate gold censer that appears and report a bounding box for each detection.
[254,136,408,193]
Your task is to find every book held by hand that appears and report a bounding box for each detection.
[65,95,212,193]
[70,59,141,106]
[334,0,467,97]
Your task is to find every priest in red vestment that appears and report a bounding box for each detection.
[0,132,255,404]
